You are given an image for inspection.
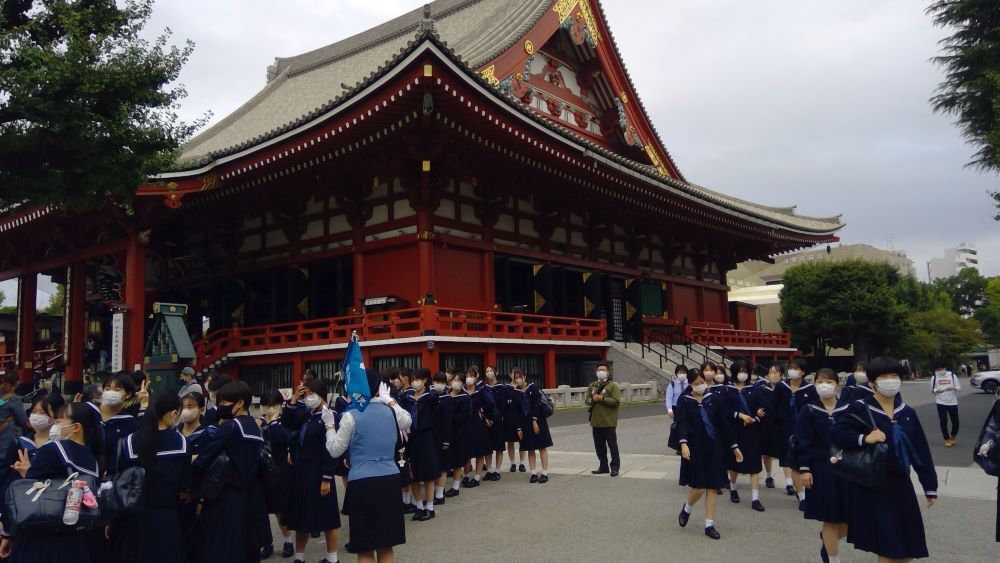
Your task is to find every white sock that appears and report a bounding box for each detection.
[751,489,759,501]
[294,554,304,562]
[435,485,444,498]
[474,474,481,481]
[325,553,338,563]
[829,557,841,563]
[426,503,435,512]
[766,472,773,479]
[799,490,806,500]
[402,491,411,504]
[415,500,424,510]
[283,533,293,542]
[785,477,793,487]
[705,519,714,528]
[541,470,548,476]
[489,465,496,473]
[531,470,536,476]
[682,503,692,514]
[729,482,737,491]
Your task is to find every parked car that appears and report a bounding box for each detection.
[970,370,1000,393]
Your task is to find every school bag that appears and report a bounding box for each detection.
[258,442,284,513]
[5,471,102,535]
[99,440,146,521]
[828,407,888,488]
[536,388,555,418]
[974,400,1000,476]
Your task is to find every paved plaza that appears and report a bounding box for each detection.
[284,381,999,562]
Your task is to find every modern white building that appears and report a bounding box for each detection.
[927,243,980,281]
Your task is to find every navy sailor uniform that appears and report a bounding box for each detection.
[407,390,442,482]
[520,383,553,451]
[485,383,506,452]
[832,395,937,559]
[113,429,192,563]
[731,384,768,475]
[676,393,738,489]
[795,403,847,523]
[465,387,496,458]
[447,391,471,469]
[281,404,341,533]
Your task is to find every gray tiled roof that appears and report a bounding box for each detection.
[178,0,551,165]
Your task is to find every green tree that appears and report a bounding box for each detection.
[932,267,987,316]
[903,308,981,368]
[927,1,1000,217]
[973,277,1000,344]
[41,283,65,316]
[780,260,907,358]
[0,0,205,211]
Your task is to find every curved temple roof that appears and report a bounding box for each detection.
[170,0,843,237]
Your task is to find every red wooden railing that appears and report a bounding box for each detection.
[0,348,62,370]
[642,317,791,350]
[193,306,607,371]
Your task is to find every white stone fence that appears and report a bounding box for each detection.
[542,381,658,409]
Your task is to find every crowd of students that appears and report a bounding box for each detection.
[0,362,557,563]
[666,356,938,562]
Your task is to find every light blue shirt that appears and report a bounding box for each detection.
[665,379,687,412]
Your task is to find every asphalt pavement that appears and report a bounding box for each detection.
[282,380,999,562]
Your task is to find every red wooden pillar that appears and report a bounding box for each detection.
[16,274,36,388]
[352,250,365,313]
[124,234,146,371]
[292,354,305,388]
[485,345,497,370]
[544,346,556,388]
[62,261,87,393]
[416,163,435,302]
[696,287,705,322]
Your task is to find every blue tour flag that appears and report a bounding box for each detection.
[343,332,370,412]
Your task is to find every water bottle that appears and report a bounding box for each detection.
[63,482,83,526]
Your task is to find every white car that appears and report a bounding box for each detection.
[970,371,1000,393]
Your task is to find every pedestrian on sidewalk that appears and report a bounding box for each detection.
[931,359,961,447]
[586,363,621,476]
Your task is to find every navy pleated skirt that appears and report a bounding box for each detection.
[804,462,847,523]
[407,430,440,482]
[845,472,928,559]
[344,473,406,554]
[679,436,729,489]
[282,460,341,533]
[730,424,763,474]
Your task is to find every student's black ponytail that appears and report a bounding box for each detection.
[61,402,106,476]
[136,392,181,478]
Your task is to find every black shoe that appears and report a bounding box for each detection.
[610,470,619,477]
[765,477,775,488]
[412,509,430,521]
[403,502,416,514]
[704,526,721,540]
[591,467,610,475]
[730,490,740,503]
[519,464,526,472]
[798,499,806,512]
[785,484,795,496]
[425,510,436,520]
[716,488,724,495]
[444,488,459,498]
[282,541,295,558]
[433,496,445,505]
[310,531,321,538]
[493,472,501,481]
[482,464,488,472]
[260,545,274,558]
[751,500,765,512]
[678,505,690,528]
[461,476,473,487]
[820,531,829,563]
[538,474,549,483]
[529,474,539,483]
[510,464,517,473]
[469,479,482,488]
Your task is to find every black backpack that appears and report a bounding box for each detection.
[258,442,284,513]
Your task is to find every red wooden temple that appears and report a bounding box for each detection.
[0,0,841,393]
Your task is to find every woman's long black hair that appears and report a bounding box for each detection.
[60,402,106,476]
[136,392,181,478]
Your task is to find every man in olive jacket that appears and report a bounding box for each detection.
[586,363,622,476]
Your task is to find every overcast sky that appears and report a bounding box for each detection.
[2,0,997,306]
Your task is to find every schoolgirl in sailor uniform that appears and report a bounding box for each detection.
[675,371,743,540]
[281,378,341,563]
[840,362,873,404]
[483,366,506,481]
[502,370,527,473]
[258,388,294,559]
[193,381,269,563]
[98,372,141,473]
[727,362,769,511]
[112,392,192,563]
[331,391,352,487]
[388,369,416,510]
[0,402,103,563]
[519,371,553,483]
[0,395,55,505]
[431,371,454,510]
[759,364,783,489]
[464,369,496,485]
[794,368,848,563]
[446,376,471,486]
[831,357,937,561]
[407,369,441,521]
[773,360,814,501]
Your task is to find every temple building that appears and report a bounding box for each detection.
[0,0,842,394]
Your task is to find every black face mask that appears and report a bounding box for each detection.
[217,403,236,420]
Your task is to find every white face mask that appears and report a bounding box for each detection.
[876,378,901,398]
[465,377,476,386]
[451,381,463,391]
[433,383,446,393]
[48,423,65,442]
[713,374,725,384]
[514,378,525,388]
[102,390,123,407]
[596,370,609,381]
[485,370,496,380]
[854,371,868,384]
[691,383,708,395]
[676,373,687,383]
[29,413,52,432]
[787,369,802,379]
[413,380,425,392]
[736,373,748,383]
[816,382,837,399]
[179,408,200,424]
[303,394,321,409]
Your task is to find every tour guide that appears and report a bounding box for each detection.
[586,364,622,476]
